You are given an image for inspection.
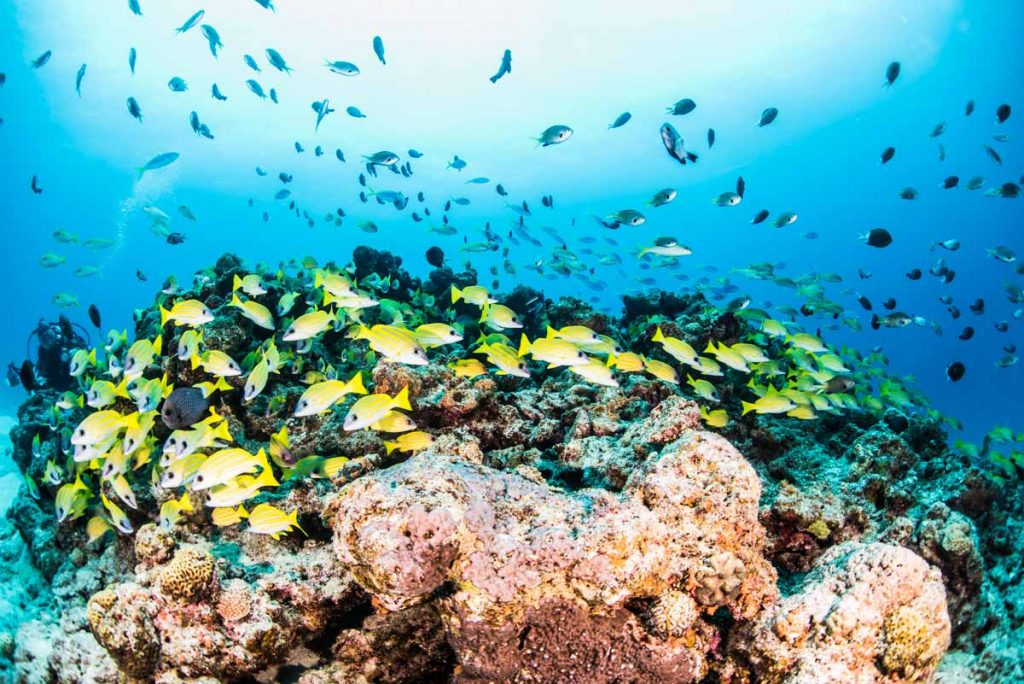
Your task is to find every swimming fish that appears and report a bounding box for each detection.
[609,112,632,129]
[372,35,386,65]
[136,152,179,179]
[535,125,573,147]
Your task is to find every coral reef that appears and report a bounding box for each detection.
[0,250,1020,683]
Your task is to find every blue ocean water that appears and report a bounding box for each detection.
[0,0,1021,444]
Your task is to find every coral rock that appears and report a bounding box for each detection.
[86,583,161,679]
[158,546,217,602]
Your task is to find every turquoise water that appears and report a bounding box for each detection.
[0,0,1021,442]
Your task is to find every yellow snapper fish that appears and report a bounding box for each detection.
[160,299,215,328]
[69,348,98,377]
[247,502,305,539]
[652,327,699,367]
[741,387,798,416]
[55,475,91,522]
[294,372,367,416]
[787,332,828,353]
[86,377,130,409]
[129,374,173,412]
[355,325,428,365]
[205,468,279,508]
[244,355,271,402]
[478,342,530,378]
[160,492,194,529]
[578,334,623,356]
[110,473,138,509]
[177,329,204,367]
[229,293,275,331]
[761,319,790,337]
[704,341,750,373]
[159,452,208,489]
[642,356,679,384]
[232,273,267,296]
[320,456,349,478]
[123,336,163,381]
[786,405,817,420]
[480,302,523,330]
[86,515,112,544]
[730,343,770,363]
[371,410,418,433]
[692,356,723,377]
[191,447,272,491]
[100,441,130,478]
[44,459,63,486]
[449,358,488,378]
[817,353,851,374]
[212,505,249,527]
[700,406,730,428]
[55,391,85,410]
[384,431,434,454]
[451,284,496,307]
[326,291,380,311]
[686,375,721,402]
[413,323,463,347]
[518,335,589,368]
[609,351,645,373]
[282,309,333,341]
[195,377,233,398]
[343,386,412,431]
[199,350,242,377]
[314,270,358,299]
[546,325,602,346]
[568,356,619,387]
[100,493,132,533]
[277,291,302,317]
[165,414,232,460]
[72,434,117,463]
[72,410,126,445]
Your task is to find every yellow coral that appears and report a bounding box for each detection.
[882,605,939,679]
[87,589,118,630]
[805,520,830,540]
[217,580,253,622]
[159,547,216,601]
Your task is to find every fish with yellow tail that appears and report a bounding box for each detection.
[247,503,305,539]
[294,372,367,416]
[451,284,496,306]
[741,386,797,416]
[191,447,272,490]
[160,299,214,328]
[518,334,589,368]
[384,430,434,454]
[160,492,193,529]
[343,386,412,431]
[652,327,699,367]
[229,293,275,330]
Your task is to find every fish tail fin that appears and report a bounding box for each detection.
[741,401,757,416]
[346,371,367,395]
[114,377,130,398]
[256,465,279,488]
[517,334,531,357]
[255,447,273,475]
[451,285,462,304]
[152,335,163,356]
[232,274,242,292]
[545,325,558,339]
[159,306,171,327]
[703,341,716,354]
[179,492,193,513]
[230,293,242,308]
[392,385,412,411]
[652,327,665,343]
[211,421,233,443]
[190,354,201,371]
[384,441,398,454]
[479,303,489,323]
[290,510,306,535]
[237,505,249,519]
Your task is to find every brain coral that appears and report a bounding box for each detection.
[158,547,216,602]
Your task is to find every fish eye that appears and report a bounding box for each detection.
[196,475,204,482]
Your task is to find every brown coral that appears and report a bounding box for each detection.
[647,589,699,639]
[158,547,216,602]
[134,522,176,566]
[86,583,161,679]
[882,605,944,678]
[217,580,253,623]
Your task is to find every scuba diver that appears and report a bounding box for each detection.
[6,316,89,393]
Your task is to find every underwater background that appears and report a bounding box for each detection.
[0,1,1023,683]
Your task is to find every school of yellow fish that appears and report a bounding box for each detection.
[31,258,950,542]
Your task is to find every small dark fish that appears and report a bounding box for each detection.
[426,246,445,268]
[667,98,696,115]
[211,83,227,101]
[937,144,946,162]
[824,377,854,394]
[884,61,900,86]
[127,96,143,121]
[906,268,922,280]
[128,47,136,75]
[0,73,5,88]
[19,360,36,391]
[496,184,507,196]
[941,176,959,189]
[751,209,769,224]
[88,304,101,328]
[983,145,1002,165]
[707,128,715,148]
[31,50,52,69]
[880,146,895,164]
[373,35,385,65]
[335,148,345,162]
[1005,344,1017,354]
[948,306,961,320]
[75,63,86,96]
[958,326,974,341]
[861,228,892,248]
[608,112,631,129]
[996,103,1011,124]
[946,361,965,382]
[857,294,872,311]
[408,149,423,158]
[30,176,42,194]
[970,298,985,315]
[883,298,896,310]
[6,362,19,387]
[489,49,511,83]
[757,107,778,127]
[136,269,147,281]
[858,268,872,280]
[736,176,746,198]
[166,232,186,245]
[994,321,1009,333]
[965,100,975,116]
[161,387,210,429]
[660,123,698,165]
[898,187,919,200]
